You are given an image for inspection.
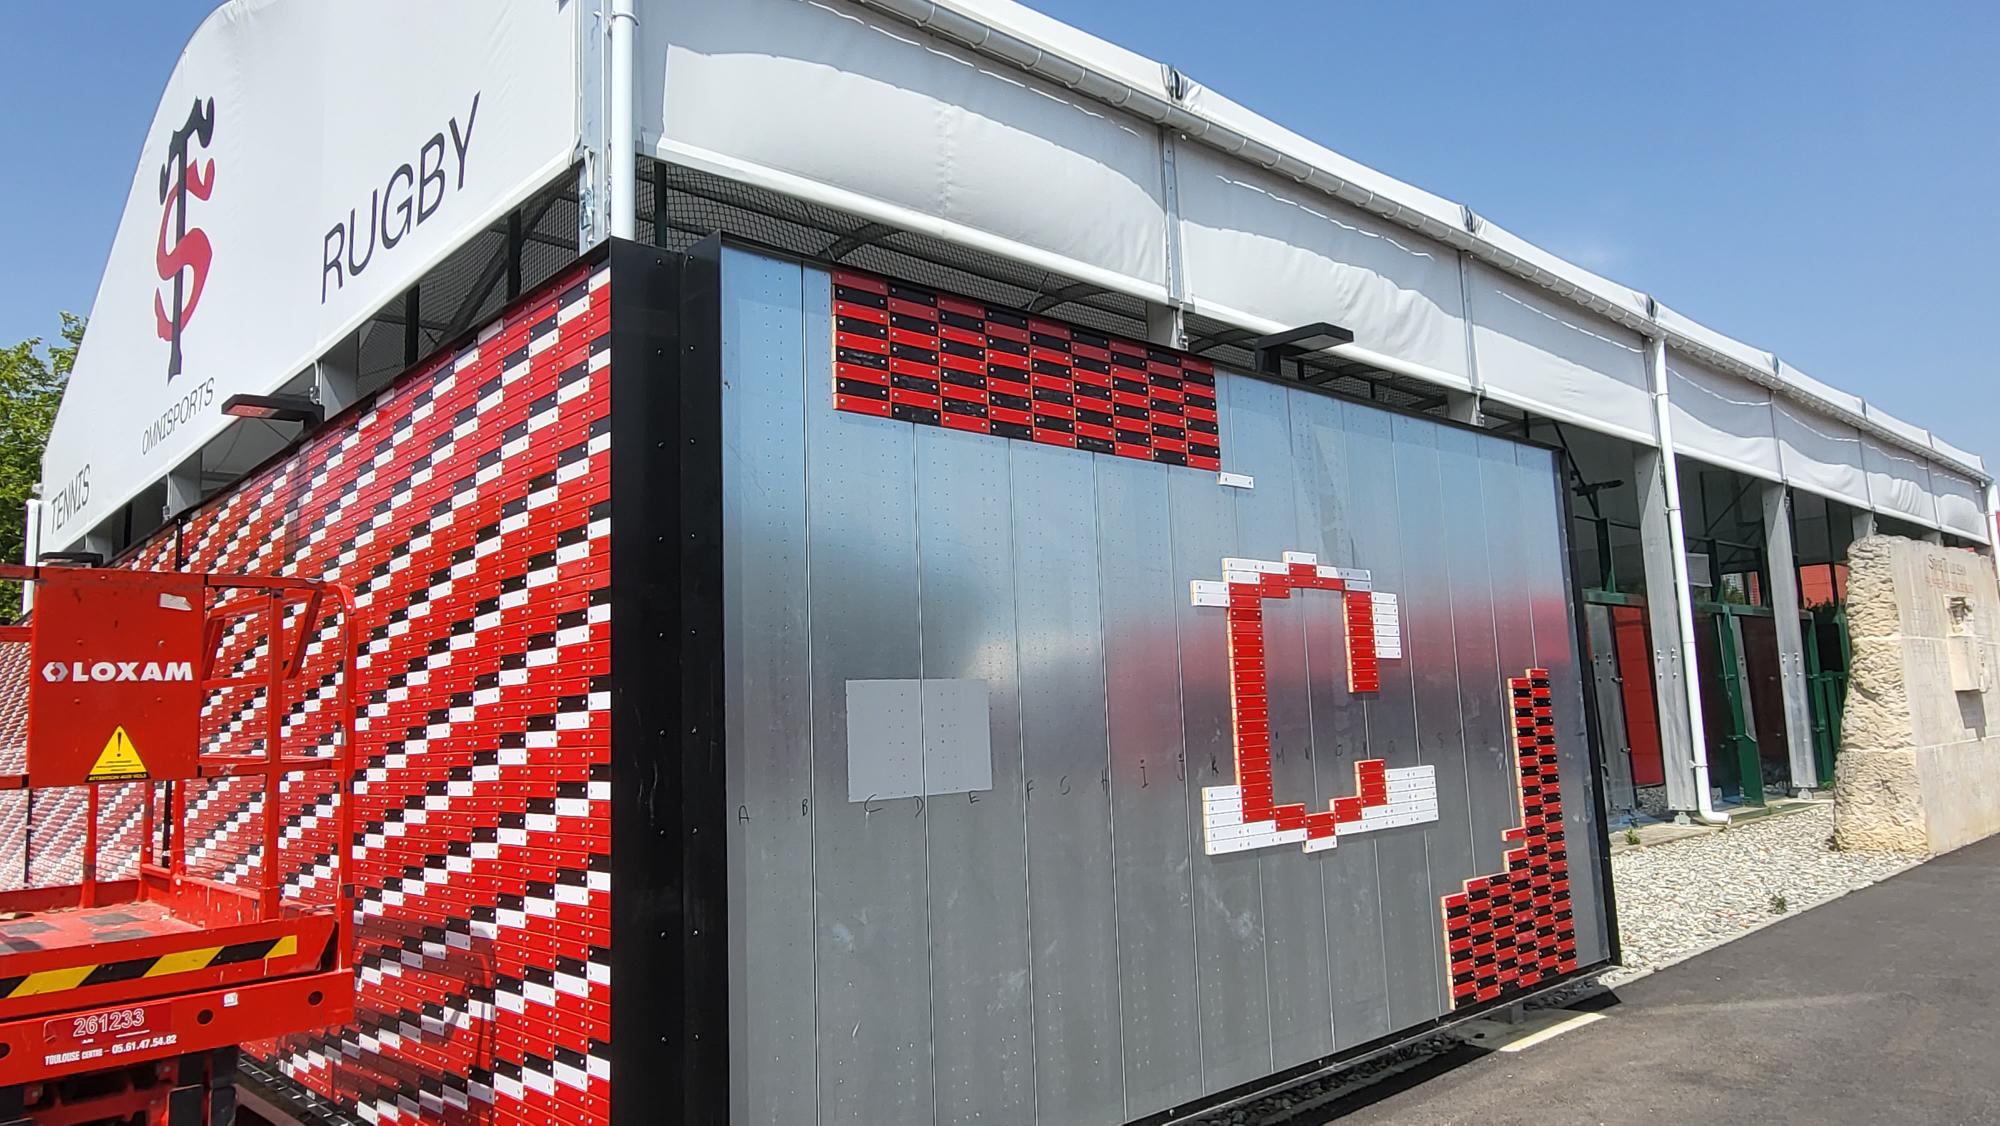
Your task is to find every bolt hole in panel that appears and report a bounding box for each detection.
[724,251,1609,1125]
[119,263,613,1123]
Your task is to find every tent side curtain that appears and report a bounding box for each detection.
[1654,302,1776,376]
[1931,465,1991,543]
[1466,262,1655,444]
[1177,82,1466,234]
[1665,353,1781,481]
[645,0,1994,525]
[1174,145,1470,381]
[1773,400,1871,509]
[645,0,1170,298]
[1929,435,1987,477]
[1863,405,1932,450]
[1861,437,1939,528]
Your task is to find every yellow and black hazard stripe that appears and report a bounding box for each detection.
[0,935,300,1000]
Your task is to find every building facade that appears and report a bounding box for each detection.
[29,0,1995,1120]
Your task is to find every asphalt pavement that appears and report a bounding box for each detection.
[1323,834,2000,1125]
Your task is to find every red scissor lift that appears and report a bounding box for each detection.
[0,566,356,1125]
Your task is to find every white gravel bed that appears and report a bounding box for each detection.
[1606,802,1920,982]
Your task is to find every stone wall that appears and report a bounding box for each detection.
[1835,535,2000,854]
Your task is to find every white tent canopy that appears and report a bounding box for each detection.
[1667,354,1782,484]
[645,0,1986,538]
[39,0,1993,552]
[1465,261,1654,445]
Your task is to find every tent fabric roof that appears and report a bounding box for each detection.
[41,0,1991,557]
[852,0,1985,484]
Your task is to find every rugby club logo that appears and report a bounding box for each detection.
[155,96,216,381]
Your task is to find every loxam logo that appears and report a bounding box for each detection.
[155,96,217,382]
[41,661,196,685]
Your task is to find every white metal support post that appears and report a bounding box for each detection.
[1452,243,1485,425]
[1634,444,1699,813]
[164,456,203,522]
[19,500,39,614]
[608,0,639,242]
[576,0,612,247]
[1645,334,1729,824]
[82,530,115,564]
[1148,121,1187,349]
[1445,391,1483,425]
[315,333,360,419]
[1760,482,1820,791]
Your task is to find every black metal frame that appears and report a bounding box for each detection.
[607,235,729,1126]
[1556,444,1627,971]
[1246,321,1358,376]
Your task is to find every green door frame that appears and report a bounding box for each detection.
[1806,607,1850,787]
[1695,601,1768,805]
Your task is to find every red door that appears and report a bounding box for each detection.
[1612,605,1664,787]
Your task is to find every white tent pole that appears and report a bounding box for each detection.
[20,500,39,616]
[608,0,639,241]
[1648,335,1729,825]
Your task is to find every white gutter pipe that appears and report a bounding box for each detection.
[1648,335,1728,826]
[608,0,639,241]
[20,500,39,616]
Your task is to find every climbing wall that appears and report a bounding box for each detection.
[127,262,613,1123]
[1441,669,1578,1007]
[830,268,1222,469]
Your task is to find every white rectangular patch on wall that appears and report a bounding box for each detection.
[845,679,994,802]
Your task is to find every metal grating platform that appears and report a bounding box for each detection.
[0,901,199,955]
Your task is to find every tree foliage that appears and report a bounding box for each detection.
[0,315,83,619]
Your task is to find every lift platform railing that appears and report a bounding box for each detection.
[0,566,357,1088]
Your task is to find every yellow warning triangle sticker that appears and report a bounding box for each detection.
[88,727,149,782]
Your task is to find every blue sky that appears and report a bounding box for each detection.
[4,1,1997,463]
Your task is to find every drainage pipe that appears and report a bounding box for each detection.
[20,500,38,616]
[608,0,639,241]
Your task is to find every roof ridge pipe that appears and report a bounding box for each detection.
[1646,327,1728,826]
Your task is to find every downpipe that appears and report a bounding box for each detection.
[608,0,639,241]
[19,499,39,615]
[1648,334,1729,826]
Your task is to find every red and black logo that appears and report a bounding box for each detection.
[155,97,216,382]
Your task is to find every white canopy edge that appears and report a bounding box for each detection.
[658,138,1172,308]
[847,0,1989,486]
[45,0,1990,555]
[1179,293,1473,396]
